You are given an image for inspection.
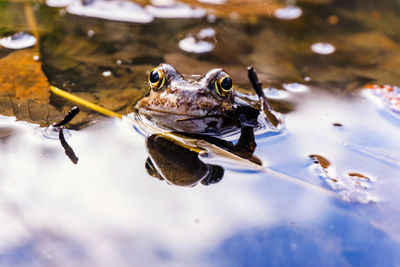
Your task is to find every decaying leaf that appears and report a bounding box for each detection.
[0,48,67,125]
[0,48,49,103]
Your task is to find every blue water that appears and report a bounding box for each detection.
[1,0,400,266]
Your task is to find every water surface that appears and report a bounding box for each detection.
[1,0,400,266]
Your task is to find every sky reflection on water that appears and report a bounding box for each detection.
[2,0,400,265]
[1,90,400,266]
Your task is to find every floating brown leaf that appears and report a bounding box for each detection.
[0,48,49,103]
[0,48,66,125]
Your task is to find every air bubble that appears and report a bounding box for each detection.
[42,125,72,140]
[197,28,216,39]
[46,0,72,7]
[179,37,214,54]
[274,6,302,20]
[67,0,154,23]
[146,2,205,19]
[0,32,36,50]
[311,42,335,55]
[263,88,289,99]
[87,29,95,38]
[102,71,112,77]
[283,83,309,92]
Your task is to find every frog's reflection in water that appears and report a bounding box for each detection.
[145,126,261,186]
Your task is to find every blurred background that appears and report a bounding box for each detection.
[1,0,400,266]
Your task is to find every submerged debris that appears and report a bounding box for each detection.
[309,154,378,204]
[363,84,400,118]
[0,49,49,103]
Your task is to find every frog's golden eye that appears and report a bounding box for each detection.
[215,75,233,97]
[149,68,165,90]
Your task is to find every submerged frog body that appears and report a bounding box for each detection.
[135,64,259,133]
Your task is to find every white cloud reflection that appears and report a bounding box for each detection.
[0,114,333,266]
[1,89,400,265]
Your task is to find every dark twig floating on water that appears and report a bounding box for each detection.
[52,106,80,127]
[59,126,79,164]
[52,106,80,165]
[247,67,279,128]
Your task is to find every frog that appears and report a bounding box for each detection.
[134,63,278,134]
[134,64,279,186]
[48,63,278,184]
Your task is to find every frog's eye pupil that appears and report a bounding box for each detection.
[149,68,166,91]
[215,74,233,97]
[150,70,160,83]
[221,76,232,90]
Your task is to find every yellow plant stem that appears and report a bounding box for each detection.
[50,86,122,119]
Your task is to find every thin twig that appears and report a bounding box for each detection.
[53,106,80,127]
[59,128,79,164]
[247,67,279,127]
[50,86,122,118]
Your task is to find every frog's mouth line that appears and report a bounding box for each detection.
[174,115,223,122]
[137,108,228,133]
[138,108,222,121]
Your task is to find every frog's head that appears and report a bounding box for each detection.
[135,64,236,133]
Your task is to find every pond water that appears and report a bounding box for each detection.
[1,0,400,266]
